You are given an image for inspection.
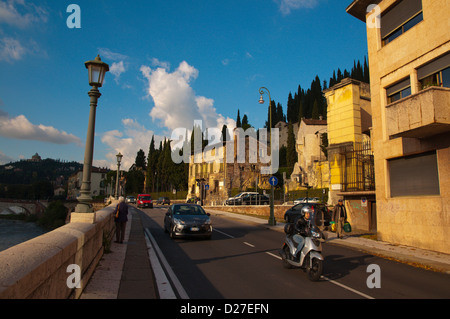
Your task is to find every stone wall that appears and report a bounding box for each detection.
[207,205,289,221]
[0,205,116,299]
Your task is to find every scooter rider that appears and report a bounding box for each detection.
[293,206,312,253]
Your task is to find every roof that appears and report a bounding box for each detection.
[302,118,327,126]
[346,0,381,22]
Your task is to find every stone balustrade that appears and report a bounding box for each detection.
[0,205,116,299]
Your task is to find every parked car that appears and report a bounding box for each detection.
[137,194,153,208]
[293,197,320,204]
[126,196,136,204]
[225,192,258,205]
[156,197,171,205]
[241,194,270,205]
[164,203,212,239]
[284,202,331,226]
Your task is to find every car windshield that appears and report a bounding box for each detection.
[140,196,151,200]
[173,205,206,216]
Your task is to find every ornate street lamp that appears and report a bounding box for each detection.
[74,55,109,218]
[258,87,276,226]
[115,152,123,199]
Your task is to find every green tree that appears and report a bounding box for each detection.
[236,109,241,128]
[135,149,146,170]
[286,123,297,168]
[38,200,68,230]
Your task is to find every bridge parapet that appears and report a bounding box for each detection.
[0,206,116,299]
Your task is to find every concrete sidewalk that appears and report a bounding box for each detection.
[80,209,158,299]
[80,206,450,299]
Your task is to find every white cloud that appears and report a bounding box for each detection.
[0,37,25,62]
[98,48,128,61]
[110,61,126,83]
[0,150,14,165]
[100,118,165,170]
[277,0,319,15]
[0,0,48,29]
[0,111,82,146]
[140,60,235,134]
[98,48,128,85]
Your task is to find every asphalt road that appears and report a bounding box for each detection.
[138,206,450,300]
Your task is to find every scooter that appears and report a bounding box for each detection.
[279,221,324,282]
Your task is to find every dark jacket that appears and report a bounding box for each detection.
[294,216,310,236]
[115,202,128,223]
[332,204,347,222]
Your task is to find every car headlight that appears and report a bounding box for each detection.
[204,219,211,225]
[173,218,185,225]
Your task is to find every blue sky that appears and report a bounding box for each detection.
[0,0,367,170]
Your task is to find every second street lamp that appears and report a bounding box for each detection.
[115,152,123,199]
[74,55,109,218]
[258,86,276,226]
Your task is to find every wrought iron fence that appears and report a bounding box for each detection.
[341,141,375,192]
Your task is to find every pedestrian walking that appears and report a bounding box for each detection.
[332,199,347,239]
[114,196,128,244]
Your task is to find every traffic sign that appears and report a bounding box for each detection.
[269,176,278,186]
[205,184,210,191]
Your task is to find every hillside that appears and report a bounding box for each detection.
[0,158,83,185]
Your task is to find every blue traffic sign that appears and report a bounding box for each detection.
[269,176,278,186]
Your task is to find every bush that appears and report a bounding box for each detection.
[38,200,68,230]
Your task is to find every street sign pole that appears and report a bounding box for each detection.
[268,176,278,226]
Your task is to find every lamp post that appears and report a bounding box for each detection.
[74,55,109,217]
[115,152,123,199]
[258,87,276,226]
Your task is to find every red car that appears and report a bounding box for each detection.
[137,194,153,208]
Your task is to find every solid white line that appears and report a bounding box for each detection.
[266,252,282,260]
[244,242,255,247]
[144,228,190,299]
[143,232,177,299]
[322,276,375,299]
[213,228,235,239]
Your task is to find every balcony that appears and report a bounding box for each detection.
[386,87,450,139]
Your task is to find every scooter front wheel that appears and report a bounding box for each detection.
[307,258,323,281]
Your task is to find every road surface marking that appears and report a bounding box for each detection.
[266,252,282,260]
[244,242,255,247]
[213,228,235,239]
[144,228,189,299]
[322,276,375,299]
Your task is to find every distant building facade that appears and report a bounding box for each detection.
[67,167,110,200]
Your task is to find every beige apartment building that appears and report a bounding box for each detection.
[347,0,450,253]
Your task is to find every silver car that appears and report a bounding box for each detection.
[164,204,212,239]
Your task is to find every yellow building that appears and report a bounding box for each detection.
[347,0,450,253]
[187,131,271,204]
[324,78,375,231]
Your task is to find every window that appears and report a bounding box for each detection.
[389,151,440,197]
[417,53,450,89]
[381,0,423,46]
[386,77,411,103]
